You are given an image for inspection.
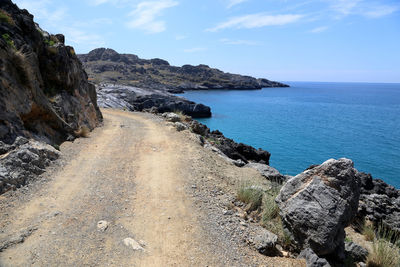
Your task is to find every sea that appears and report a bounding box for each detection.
[178,82,400,188]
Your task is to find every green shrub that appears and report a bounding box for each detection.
[367,239,400,267]
[237,184,263,211]
[0,10,14,25]
[2,33,15,49]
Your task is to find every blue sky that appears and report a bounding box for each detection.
[12,0,400,83]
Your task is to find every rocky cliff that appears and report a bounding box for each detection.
[78,48,289,93]
[0,0,102,146]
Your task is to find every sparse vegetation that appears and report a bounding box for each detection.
[0,9,14,25]
[2,33,15,49]
[261,186,280,222]
[74,125,90,138]
[363,223,376,242]
[237,183,264,211]
[367,239,400,267]
[44,39,55,46]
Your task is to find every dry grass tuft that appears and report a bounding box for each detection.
[74,125,90,138]
[367,239,400,267]
[363,223,376,242]
[237,183,264,211]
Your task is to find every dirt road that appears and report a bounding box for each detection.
[0,109,304,267]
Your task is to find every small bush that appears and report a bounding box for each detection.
[263,217,292,249]
[364,224,376,242]
[2,33,15,49]
[237,184,263,211]
[367,239,400,267]
[74,126,90,138]
[0,10,14,25]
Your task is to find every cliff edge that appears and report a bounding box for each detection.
[0,0,102,146]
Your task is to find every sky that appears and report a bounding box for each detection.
[12,0,400,83]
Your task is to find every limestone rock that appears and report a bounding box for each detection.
[174,122,187,132]
[0,0,102,145]
[246,163,286,183]
[123,238,144,251]
[0,137,61,194]
[344,242,368,262]
[298,248,331,267]
[248,228,279,256]
[96,84,211,118]
[97,220,109,232]
[276,158,360,259]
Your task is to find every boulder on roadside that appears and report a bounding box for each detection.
[276,158,361,260]
[0,137,61,194]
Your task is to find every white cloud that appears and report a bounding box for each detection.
[126,0,178,33]
[175,34,187,40]
[219,38,259,45]
[207,13,304,32]
[184,47,207,53]
[329,0,398,19]
[362,4,398,18]
[310,26,328,33]
[227,0,248,9]
[330,0,362,16]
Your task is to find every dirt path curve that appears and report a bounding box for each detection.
[0,109,215,266]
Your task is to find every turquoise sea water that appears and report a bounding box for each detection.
[178,82,400,188]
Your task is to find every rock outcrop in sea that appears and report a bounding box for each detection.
[78,48,289,93]
[96,84,211,118]
[0,0,102,193]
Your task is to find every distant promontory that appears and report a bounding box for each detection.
[78,48,289,93]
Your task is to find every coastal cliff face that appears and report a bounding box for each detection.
[0,0,102,146]
[78,48,289,93]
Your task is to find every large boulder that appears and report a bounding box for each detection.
[276,158,361,260]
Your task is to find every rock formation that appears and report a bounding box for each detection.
[0,0,102,194]
[78,48,289,93]
[0,137,60,194]
[276,158,361,261]
[356,172,400,234]
[0,0,102,146]
[96,84,211,118]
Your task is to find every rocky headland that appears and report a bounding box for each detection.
[78,48,289,94]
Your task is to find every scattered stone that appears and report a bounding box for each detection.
[298,248,331,267]
[0,226,38,252]
[276,158,361,260]
[174,122,188,132]
[123,238,144,251]
[165,113,181,122]
[97,220,109,232]
[248,228,279,256]
[345,242,368,262]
